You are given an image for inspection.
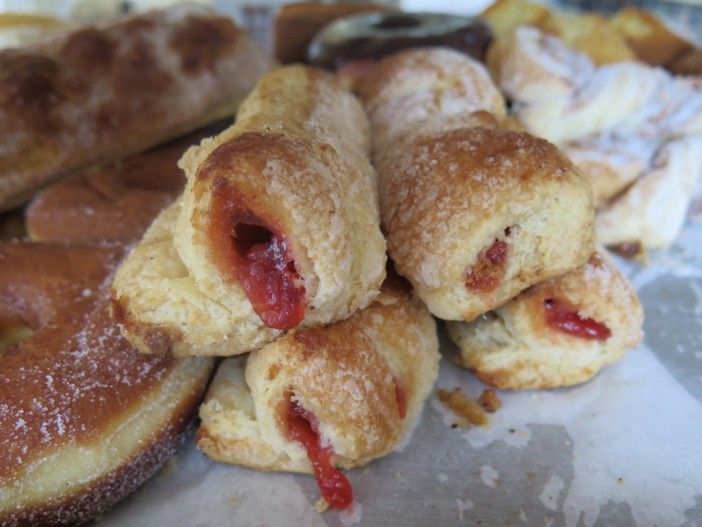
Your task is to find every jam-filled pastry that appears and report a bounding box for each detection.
[26,122,227,244]
[0,4,272,211]
[447,248,643,389]
[0,242,214,526]
[360,48,595,322]
[112,65,386,356]
[197,278,439,509]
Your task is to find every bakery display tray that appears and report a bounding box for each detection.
[97,218,702,527]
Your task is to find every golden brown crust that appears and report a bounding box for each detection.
[198,281,439,472]
[113,65,386,356]
[363,48,594,320]
[668,48,702,76]
[0,4,272,211]
[0,243,214,524]
[448,248,643,389]
[610,7,692,66]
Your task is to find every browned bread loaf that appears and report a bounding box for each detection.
[0,4,272,211]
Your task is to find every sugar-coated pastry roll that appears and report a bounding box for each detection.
[360,48,595,322]
[197,278,439,509]
[447,248,643,389]
[112,66,386,356]
[0,4,272,211]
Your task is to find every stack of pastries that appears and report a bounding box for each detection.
[0,3,649,524]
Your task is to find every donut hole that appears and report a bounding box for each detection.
[232,222,273,257]
[372,14,421,30]
[0,320,33,352]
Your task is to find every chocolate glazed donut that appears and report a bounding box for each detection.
[308,12,493,68]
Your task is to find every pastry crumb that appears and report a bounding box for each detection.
[611,241,648,264]
[437,388,489,426]
[477,388,502,413]
[314,498,329,512]
[229,496,240,507]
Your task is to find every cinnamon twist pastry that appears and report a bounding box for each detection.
[0,243,214,526]
[489,26,702,248]
[0,4,271,211]
[198,277,439,509]
[112,65,386,356]
[360,48,594,321]
[447,248,643,389]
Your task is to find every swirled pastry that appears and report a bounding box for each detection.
[360,48,594,321]
[447,248,643,389]
[112,65,386,356]
[0,3,271,211]
[0,243,214,526]
[489,26,702,248]
[197,278,439,509]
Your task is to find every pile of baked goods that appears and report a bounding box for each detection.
[8,0,696,522]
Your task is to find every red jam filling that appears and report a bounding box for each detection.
[286,398,353,509]
[393,377,407,419]
[210,179,306,329]
[466,239,509,293]
[544,298,611,341]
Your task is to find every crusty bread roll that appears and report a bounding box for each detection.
[0,3,272,211]
[489,26,702,249]
[360,48,595,321]
[447,248,643,389]
[112,65,386,356]
[0,243,214,526]
[198,277,439,509]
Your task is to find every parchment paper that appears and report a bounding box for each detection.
[97,217,702,527]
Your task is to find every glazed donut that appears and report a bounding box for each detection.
[26,122,228,244]
[197,277,439,509]
[0,242,214,526]
[0,3,272,211]
[112,65,386,357]
[360,48,595,322]
[307,11,493,68]
[447,248,643,389]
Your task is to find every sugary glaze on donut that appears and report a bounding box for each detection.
[544,297,611,340]
[465,238,509,293]
[208,177,306,330]
[0,245,167,479]
[0,243,211,524]
[285,396,353,509]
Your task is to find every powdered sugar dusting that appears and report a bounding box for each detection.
[0,244,177,480]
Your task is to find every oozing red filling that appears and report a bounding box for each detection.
[544,298,611,341]
[393,376,407,419]
[210,179,306,329]
[286,399,353,509]
[466,239,509,293]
